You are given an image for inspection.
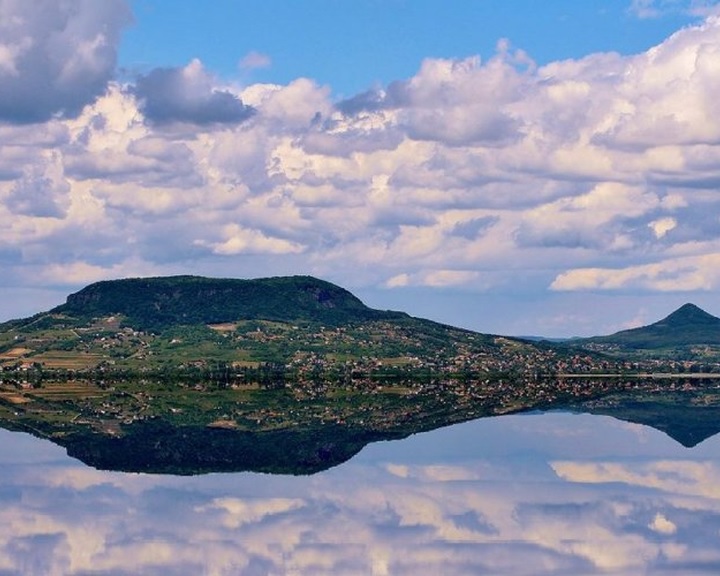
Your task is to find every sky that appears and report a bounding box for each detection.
[2,0,720,336]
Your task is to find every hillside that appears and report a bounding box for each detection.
[51,275,407,330]
[569,303,720,359]
[0,275,563,376]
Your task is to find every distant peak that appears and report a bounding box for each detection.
[676,303,703,312]
[655,303,720,327]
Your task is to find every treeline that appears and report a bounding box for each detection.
[0,360,513,390]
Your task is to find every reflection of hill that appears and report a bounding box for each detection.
[57,421,399,475]
[58,387,720,474]
[570,389,720,448]
[37,399,500,475]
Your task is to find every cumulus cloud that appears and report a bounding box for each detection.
[134,59,255,126]
[5,155,69,217]
[0,0,131,123]
[423,270,480,287]
[3,5,720,332]
[649,216,677,238]
[338,52,527,146]
[196,223,305,255]
[649,512,678,535]
[551,253,720,291]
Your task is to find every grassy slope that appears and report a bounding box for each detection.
[0,275,523,371]
[569,303,720,357]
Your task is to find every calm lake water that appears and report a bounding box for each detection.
[2,412,720,575]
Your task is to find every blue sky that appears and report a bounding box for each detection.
[1,0,720,336]
[121,0,700,97]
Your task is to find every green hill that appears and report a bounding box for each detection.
[49,275,406,330]
[1,274,553,374]
[571,303,720,357]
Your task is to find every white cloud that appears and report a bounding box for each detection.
[649,512,678,535]
[629,0,720,19]
[197,224,305,256]
[2,6,720,333]
[260,77,332,129]
[386,274,410,288]
[30,258,161,286]
[649,216,677,238]
[551,253,720,291]
[0,0,131,123]
[423,270,480,288]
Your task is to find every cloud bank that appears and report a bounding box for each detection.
[0,0,130,123]
[2,1,720,333]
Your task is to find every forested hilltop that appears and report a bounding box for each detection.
[568,303,720,365]
[3,276,720,382]
[51,275,407,330]
[0,275,594,381]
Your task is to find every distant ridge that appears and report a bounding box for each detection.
[575,303,720,350]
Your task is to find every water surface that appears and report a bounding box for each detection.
[2,412,720,575]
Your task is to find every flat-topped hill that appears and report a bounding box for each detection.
[50,275,407,330]
[3,274,540,372]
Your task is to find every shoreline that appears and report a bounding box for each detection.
[557,373,720,379]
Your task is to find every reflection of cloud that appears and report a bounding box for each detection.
[4,416,720,574]
[552,459,720,498]
[384,464,481,482]
[385,463,409,477]
[650,512,678,534]
[198,497,306,528]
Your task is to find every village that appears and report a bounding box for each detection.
[2,326,720,440]
[3,312,720,440]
